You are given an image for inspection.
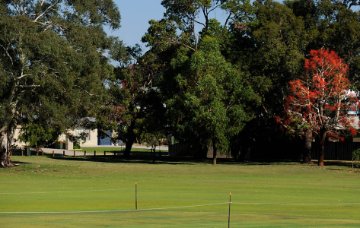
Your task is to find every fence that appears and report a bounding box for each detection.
[311,141,360,160]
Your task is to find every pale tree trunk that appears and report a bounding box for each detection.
[212,139,217,165]
[0,130,14,168]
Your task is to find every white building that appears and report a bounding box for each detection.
[12,127,118,150]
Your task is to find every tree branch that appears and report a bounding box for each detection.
[224,12,233,27]
[33,0,60,23]
[16,73,32,81]
[0,44,14,66]
[17,85,41,88]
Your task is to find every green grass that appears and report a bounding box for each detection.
[1,156,360,227]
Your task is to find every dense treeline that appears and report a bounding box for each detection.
[1,0,360,167]
[111,0,360,164]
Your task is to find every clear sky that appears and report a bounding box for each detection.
[111,0,229,50]
[112,0,165,49]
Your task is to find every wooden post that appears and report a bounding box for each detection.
[84,151,86,157]
[63,150,65,157]
[52,150,55,158]
[104,151,106,156]
[228,192,232,228]
[73,150,76,157]
[135,183,138,210]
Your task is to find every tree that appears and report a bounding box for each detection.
[103,42,166,157]
[220,0,310,159]
[280,49,357,166]
[139,1,262,162]
[187,34,260,164]
[287,0,360,88]
[0,0,120,167]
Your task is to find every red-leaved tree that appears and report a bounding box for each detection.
[280,49,358,166]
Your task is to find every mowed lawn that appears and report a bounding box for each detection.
[1,156,360,227]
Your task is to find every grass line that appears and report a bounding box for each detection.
[232,202,360,206]
[0,202,228,215]
[0,188,123,195]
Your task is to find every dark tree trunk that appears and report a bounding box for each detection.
[123,120,137,158]
[303,129,312,163]
[318,142,325,166]
[318,129,327,167]
[124,137,134,158]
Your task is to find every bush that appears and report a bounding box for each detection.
[352,149,360,168]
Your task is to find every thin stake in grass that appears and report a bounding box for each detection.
[135,183,138,210]
[228,192,232,228]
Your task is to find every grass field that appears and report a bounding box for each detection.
[1,156,360,227]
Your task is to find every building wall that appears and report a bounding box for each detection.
[63,129,99,150]
[12,127,27,148]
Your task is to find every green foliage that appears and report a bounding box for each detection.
[0,1,120,154]
[18,124,60,147]
[352,148,360,168]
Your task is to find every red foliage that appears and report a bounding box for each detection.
[349,127,357,136]
[283,48,357,138]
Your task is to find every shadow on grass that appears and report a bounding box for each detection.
[46,154,203,165]
[11,160,32,165]
[21,153,360,169]
[45,155,304,166]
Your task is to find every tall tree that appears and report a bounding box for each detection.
[187,34,259,164]
[280,49,357,166]
[144,0,261,161]
[103,42,166,157]
[0,0,120,167]
[222,0,309,159]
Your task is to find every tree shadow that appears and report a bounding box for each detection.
[47,154,202,165]
[46,155,307,166]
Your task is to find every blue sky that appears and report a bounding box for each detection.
[111,0,228,50]
[112,0,165,49]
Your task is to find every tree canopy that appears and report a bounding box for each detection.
[280,49,358,166]
[0,0,121,167]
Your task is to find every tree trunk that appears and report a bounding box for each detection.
[303,129,312,163]
[318,143,325,166]
[212,139,217,165]
[0,133,13,168]
[123,119,137,158]
[124,138,134,158]
[318,129,327,167]
[124,129,135,158]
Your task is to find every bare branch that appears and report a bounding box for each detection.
[16,73,32,80]
[0,44,14,66]
[207,3,221,15]
[194,19,206,27]
[224,12,232,27]
[17,85,41,88]
[33,0,60,23]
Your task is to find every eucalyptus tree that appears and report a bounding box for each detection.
[0,0,120,167]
